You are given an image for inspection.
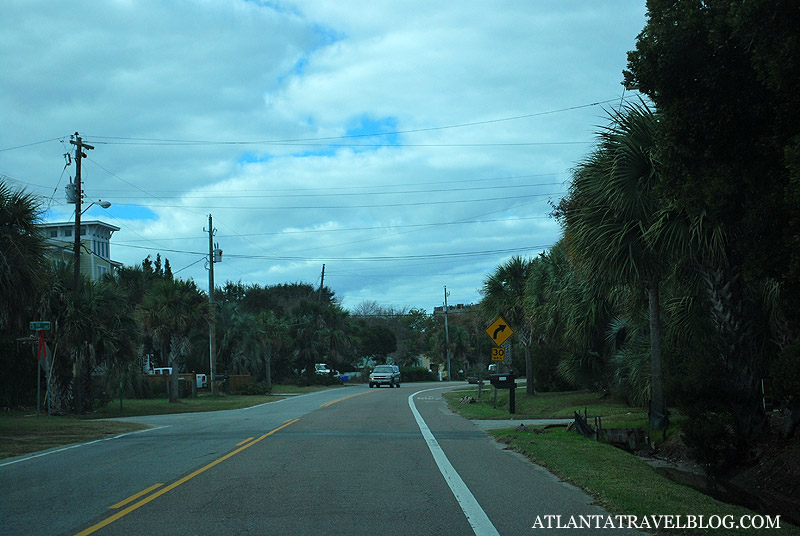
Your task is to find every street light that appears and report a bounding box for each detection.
[74,200,111,286]
[81,199,111,215]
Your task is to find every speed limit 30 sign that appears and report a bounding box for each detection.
[491,347,505,362]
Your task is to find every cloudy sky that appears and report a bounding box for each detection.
[1,1,647,313]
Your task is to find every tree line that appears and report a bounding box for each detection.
[479,0,800,472]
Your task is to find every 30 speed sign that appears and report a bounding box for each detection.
[491,347,506,362]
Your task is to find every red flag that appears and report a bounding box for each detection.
[37,331,47,361]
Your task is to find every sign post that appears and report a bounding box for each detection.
[485,316,516,414]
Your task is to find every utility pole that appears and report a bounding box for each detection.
[68,133,93,415]
[444,286,451,381]
[70,133,93,290]
[318,264,325,303]
[206,214,216,396]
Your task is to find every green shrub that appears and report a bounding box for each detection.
[399,366,436,382]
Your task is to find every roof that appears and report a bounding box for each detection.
[41,220,121,232]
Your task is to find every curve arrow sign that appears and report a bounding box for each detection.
[485,316,513,346]
[492,324,507,341]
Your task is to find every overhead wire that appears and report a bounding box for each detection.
[82,97,636,147]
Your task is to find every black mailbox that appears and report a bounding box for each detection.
[489,373,515,389]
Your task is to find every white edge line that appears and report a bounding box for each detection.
[409,387,501,536]
[0,425,169,468]
[241,388,356,410]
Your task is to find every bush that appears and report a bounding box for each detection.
[237,381,271,395]
[398,366,436,382]
[681,411,738,477]
[292,372,342,387]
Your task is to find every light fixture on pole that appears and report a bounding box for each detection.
[81,199,111,215]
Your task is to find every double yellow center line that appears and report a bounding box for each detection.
[75,418,299,536]
[320,389,375,407]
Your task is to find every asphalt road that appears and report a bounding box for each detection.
[1,383,629,535]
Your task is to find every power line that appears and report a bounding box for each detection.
[87,172,567,195]
[112,241,550,263]
[0,136,69,153]
[90,181,565,200]
[82,97,635,147]
[111,191,560,211]
[117,215,553,242]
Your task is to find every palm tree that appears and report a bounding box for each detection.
[0,180,47,333]
[561,102,669,430]
[253,310,288,391]
[524,241,614,392]
[482,256,536,394]
[0,181,48,407]
[138,279,206,402]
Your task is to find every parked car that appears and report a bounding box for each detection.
[369,364,401,388]
[314,363,332,375]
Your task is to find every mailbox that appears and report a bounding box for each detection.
[489,373,515,389]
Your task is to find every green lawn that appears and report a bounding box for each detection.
[443,385,646,420]
[490,426,795,535]
[446,387,796,534]
[0,416,150,460]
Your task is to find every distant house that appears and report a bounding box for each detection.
[433,303,475,316]
[40,220,122,281]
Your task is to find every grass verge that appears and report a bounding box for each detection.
[490,427,794,535]
[0,384,339,459]
[0,417,149,460]
[445,387,796,534]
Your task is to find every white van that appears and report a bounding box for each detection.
[153,367,172,375]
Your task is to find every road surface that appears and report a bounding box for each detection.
[1,383,628,535]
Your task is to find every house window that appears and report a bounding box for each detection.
[80,226,86,236]
[97,265,107,278]
[49,230,58,238]
[64,228,72,237]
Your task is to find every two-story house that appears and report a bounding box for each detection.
[41,220,122,281]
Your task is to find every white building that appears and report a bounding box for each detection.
[41,220,122,281]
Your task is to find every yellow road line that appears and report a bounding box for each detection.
[74,418,300,536]
[320,390,374,408]
[109,483,164,509]
[236,437,255,447]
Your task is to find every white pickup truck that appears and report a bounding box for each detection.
[314,363,332,375]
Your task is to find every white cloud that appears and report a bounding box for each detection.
[1,0,647,312]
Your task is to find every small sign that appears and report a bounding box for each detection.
[491,347,506,362]
[485,316,513,346]
[30,321,51,331]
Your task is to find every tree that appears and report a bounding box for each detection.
[0,180,46,332]
[482,256,536,395]
[398,309,436,366]
[525,241,613,392]
[559,102,670,430]
[0,180,47,406]
[624,0,797,447]
[358,324,397,364]
[138,279,206,402]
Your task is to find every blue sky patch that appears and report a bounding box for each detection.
[104,204,158,221]
[345,115,400,152]
[238,153,274,165]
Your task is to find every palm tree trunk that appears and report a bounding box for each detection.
[73,350,82,414]
[264,350,272,393]
[169,337,179,403]
[524,343,534,396]
[647,281,668,431]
